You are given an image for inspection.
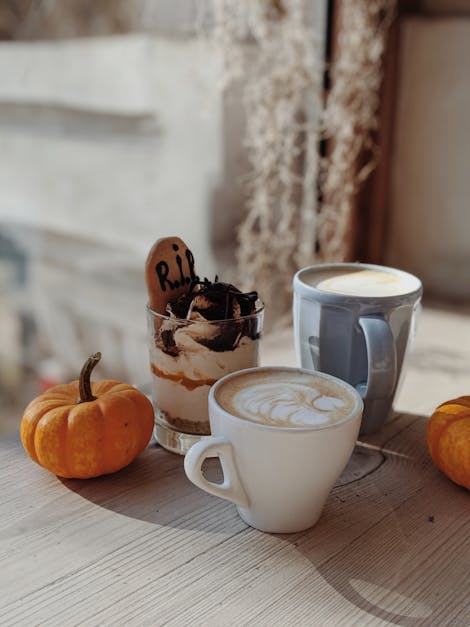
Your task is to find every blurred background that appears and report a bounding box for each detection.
[1,0,469,434]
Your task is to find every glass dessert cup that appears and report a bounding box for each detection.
[147,304,264,454]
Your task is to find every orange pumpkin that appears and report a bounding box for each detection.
[21,353,155,479]
[426,396,470,490]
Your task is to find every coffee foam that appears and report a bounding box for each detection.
[306,268,416,298]
[215,370,356,428]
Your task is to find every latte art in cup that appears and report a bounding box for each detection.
[215,370,356,428]
[185,367,363,533]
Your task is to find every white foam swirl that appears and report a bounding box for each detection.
[232,382,348,427]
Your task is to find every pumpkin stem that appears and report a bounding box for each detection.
[78,352,101,403]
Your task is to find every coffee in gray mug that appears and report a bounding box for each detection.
[293,263,422,434]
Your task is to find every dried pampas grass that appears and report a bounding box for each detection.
[208,0,322,325]
[319,0,397,262]
[208,0,396,325]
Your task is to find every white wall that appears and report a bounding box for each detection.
[0,35,222,276]
[386,18,470,300]
[0,34,223,382]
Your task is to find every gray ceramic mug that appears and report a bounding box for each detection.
[293,263,422,434]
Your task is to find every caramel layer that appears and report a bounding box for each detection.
[151,363,217,391]
[157,409,211,435]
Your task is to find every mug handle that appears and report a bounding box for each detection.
[184,436,249,508]
[358,315,397,400]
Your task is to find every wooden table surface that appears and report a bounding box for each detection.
[1,304,469,626]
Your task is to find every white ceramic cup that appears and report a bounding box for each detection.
[184,366,363,533]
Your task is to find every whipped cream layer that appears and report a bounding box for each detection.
[151,332,260,429]
[155,329,259,388]
[152,377,212,434]
[216,371,355,428]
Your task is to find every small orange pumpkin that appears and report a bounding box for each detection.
[21,353,155,479]
[426,396,470,490]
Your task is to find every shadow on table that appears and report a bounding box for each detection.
[59,413,468,625]
[279,412,467,627]
[60,441,240,534]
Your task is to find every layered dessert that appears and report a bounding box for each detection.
[148,278,263,435]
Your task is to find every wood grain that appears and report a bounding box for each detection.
[1,411,468,626]
[2,306,469,625]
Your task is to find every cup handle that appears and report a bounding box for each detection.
[184,436,249,508]
[358,315,397,400]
